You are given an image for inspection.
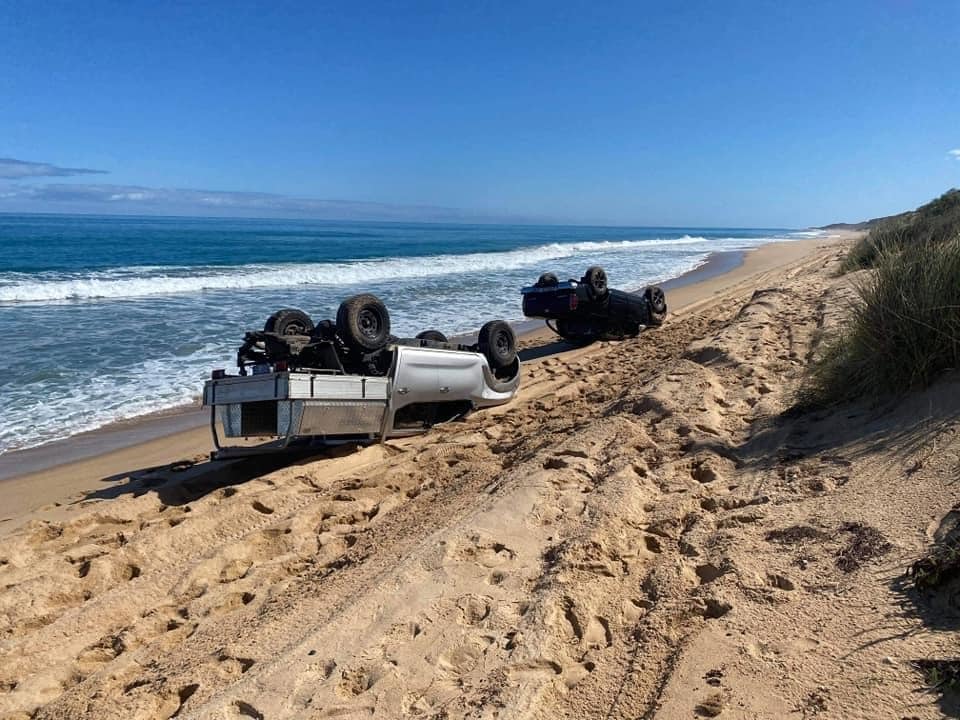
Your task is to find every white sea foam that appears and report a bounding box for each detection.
[0,236,715,304]
[788,229,828,238]
[0,345,230,455]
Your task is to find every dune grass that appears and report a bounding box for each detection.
[801,219,960,407]
[842,189,960,273]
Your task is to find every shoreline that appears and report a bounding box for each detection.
[10,225,955,719]
[0,246,746,481]
[0,236,844,502]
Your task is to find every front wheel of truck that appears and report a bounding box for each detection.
[644,286,667,326]
[478,320,517,369]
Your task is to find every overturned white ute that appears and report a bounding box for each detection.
[202,294,520,458]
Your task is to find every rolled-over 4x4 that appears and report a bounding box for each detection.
[521,265,666,344]
[202,294,520,458]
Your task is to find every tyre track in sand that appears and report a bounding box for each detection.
[0,242,851,719]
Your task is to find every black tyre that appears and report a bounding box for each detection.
[536,272,559,287]
[336,294,391,351]
[311,318,336,339]
[478,320,517,369]
[644,286,667,325]
[264,308,314,336]
[416,330,448,343]
[582,266,608,300]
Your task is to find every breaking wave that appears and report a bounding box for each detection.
[0,236,714,304]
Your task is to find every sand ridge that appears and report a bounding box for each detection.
[1,237,957,719]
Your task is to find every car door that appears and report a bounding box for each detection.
[391,346,486,406]
[391,346,442,408]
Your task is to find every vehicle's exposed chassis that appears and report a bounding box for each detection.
[521,265,666,344]
[203,294,521,458]
[235,294,518,380]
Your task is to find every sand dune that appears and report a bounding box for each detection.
[1,236,957,719]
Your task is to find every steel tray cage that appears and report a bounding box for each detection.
[211,399,390,458]
[206,370,392,458]
[218,398,386,436]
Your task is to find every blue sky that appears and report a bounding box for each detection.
[1,0,958,227]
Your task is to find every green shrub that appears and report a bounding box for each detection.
[842,189,960,273]
[801,235,960,406]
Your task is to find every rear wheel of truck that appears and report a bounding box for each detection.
[582,266,608,300]
[264,308,314,336]
[478,320,517,369]
[416,330,448,342]
[644,286,667,325]
[336,294,392,351]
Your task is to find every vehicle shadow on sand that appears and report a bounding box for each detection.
[77,336,608,508]
[517,338,586,362]
[80,446,359,507]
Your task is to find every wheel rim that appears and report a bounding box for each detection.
[591,270,606,294]
[495,331,510,357]
[283,320,306,335]
[357,309,382,340]
[653,289,665,311]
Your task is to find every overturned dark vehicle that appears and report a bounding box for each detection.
[521,265,666,344]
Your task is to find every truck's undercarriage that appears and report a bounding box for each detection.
[202,294,521,458]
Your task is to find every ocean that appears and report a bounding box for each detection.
[0,213,820,454]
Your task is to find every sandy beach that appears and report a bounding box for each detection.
[0,237,832,512]
[2,230,958,719]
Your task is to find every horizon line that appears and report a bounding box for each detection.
[0,209,804,233]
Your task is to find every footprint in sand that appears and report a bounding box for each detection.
[75,632,127,673]
[559,599,584,641]
[250,500,274,515]
[583,615,612,649]
[231,699,265,719]
[449,536,516,569]
[562,660,597,689]
[456,594,493,625]
[644,535,664,553]
[694,562,728,584]
[335,666,373,697]
[557,599,612,649]
[213,650,256,679]
[623,597,653,623]
[505,658,563,681]
[208,590,256,616]
[437,640,487,680]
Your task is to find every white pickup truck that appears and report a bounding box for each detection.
[202,294,520,458]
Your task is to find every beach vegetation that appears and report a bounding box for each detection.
[800,190,960,406]
[842,188,960,272]
[909,539,960,591]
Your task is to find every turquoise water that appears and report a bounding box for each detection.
[0,213,818,453]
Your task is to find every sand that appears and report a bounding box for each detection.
[1,231,958,719]
[0,237,832,517]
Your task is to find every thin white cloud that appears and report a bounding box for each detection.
[949,149,960,160]
[0,157,107,179]
[0,182,537,223]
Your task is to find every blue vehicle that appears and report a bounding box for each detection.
[521,265,666,344]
